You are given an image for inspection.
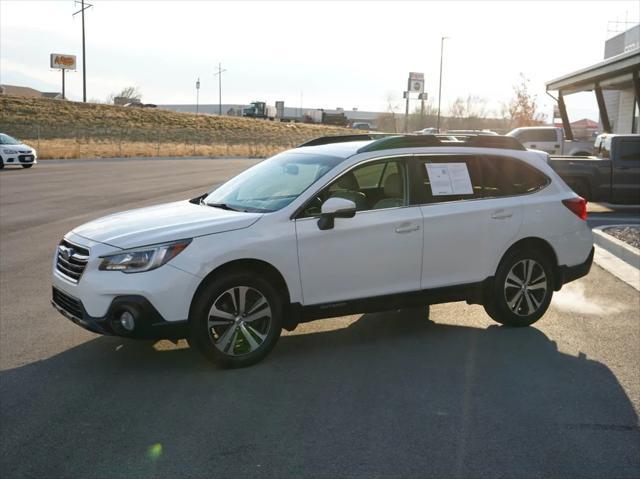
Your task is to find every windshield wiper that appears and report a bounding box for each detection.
[206,203,242,212]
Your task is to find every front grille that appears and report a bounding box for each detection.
[56,239,89,282]
[52,287,84,319]
[18,155,34,162]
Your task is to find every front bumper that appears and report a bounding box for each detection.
[2,154,37,165]
[51,287,188,339]
[52,232,201,338]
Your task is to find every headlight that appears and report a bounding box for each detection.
[3,149,18,154]
[99,239,191,273]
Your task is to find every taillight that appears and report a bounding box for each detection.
[562,197,587,220]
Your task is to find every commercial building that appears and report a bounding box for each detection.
[546,25,639,137]
[0,84,63,100]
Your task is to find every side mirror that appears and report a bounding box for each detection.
[318,197,356,230]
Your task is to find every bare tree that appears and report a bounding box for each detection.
[502,74,546,128]
[385,92,401,113]
[408,100,437,131]
[106,86,142,105]
[446,95,488,129]
[449,97,466,121]
[375,93,402,132]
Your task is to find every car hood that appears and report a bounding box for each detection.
[72,200,263,249]
[2,143,33,153]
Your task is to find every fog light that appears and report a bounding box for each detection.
[119,311,135,331]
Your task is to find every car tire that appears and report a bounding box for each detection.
[22,164,33,169]
[0,159,4,169]
[189,270,283,368]
[483,248,554,327]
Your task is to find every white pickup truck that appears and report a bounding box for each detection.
[507,127,594,156]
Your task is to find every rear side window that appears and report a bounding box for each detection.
[414,155,549,204]
[517,129,557,143]
[619,139,640,161]
[480,156,549,197]
[538,129,558,142]
[415,155,483,203]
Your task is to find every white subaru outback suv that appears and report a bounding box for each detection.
[52,134,594,368]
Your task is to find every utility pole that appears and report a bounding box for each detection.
[214,63,227,116]
[436,36,449,132]
[404,91,410,133]
[196,77,200,114]
[73,0,92,102]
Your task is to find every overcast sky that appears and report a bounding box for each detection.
[1,0,638,120]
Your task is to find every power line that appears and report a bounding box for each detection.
[73,0,93,102]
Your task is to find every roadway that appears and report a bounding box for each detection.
[1,159,639,478]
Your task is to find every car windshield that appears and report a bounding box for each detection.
[0,133,20,145]
[204,151,343,212]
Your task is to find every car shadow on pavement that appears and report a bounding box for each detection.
[1,311,639,479]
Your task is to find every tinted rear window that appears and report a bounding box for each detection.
[481,156,549,197]
[415,155,549,204]
[516,129,557,143]
[619,139,640,161]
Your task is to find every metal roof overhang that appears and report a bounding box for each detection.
[546,49,640,94]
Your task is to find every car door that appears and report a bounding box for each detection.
[295,157,423,306]
[414,155,491,288]
[612,138,640,203]
[477,155,535,268]
[413,155,524,289]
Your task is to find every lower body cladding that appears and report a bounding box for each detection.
[52,287,188,339]
[52,246,594,339]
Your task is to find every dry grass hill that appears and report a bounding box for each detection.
[0,96,355,159]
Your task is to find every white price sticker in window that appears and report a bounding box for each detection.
[425,163,474,196]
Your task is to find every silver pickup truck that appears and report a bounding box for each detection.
[507,126,594,156]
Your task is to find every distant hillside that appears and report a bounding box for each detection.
[0,96,352,141]
[0,96,358,159]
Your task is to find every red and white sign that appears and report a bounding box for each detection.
[50,54,76,70]
[408,72,425,92]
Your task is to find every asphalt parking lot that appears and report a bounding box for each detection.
[1,159,639,478]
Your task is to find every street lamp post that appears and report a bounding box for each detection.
[436,36,449,132]
[196,77,200,114]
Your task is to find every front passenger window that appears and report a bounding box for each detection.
[301,160,407,216]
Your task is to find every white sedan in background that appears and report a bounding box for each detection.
[0,133,38,169]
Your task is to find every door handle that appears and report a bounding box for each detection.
[395,223,420,234]
[491,210,513,220]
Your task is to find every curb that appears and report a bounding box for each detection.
[592,225,640,269]
[593,245,640,291]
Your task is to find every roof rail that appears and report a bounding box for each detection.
[357,134,525,153]
[357,135,441,153]
[297,134,379,148]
